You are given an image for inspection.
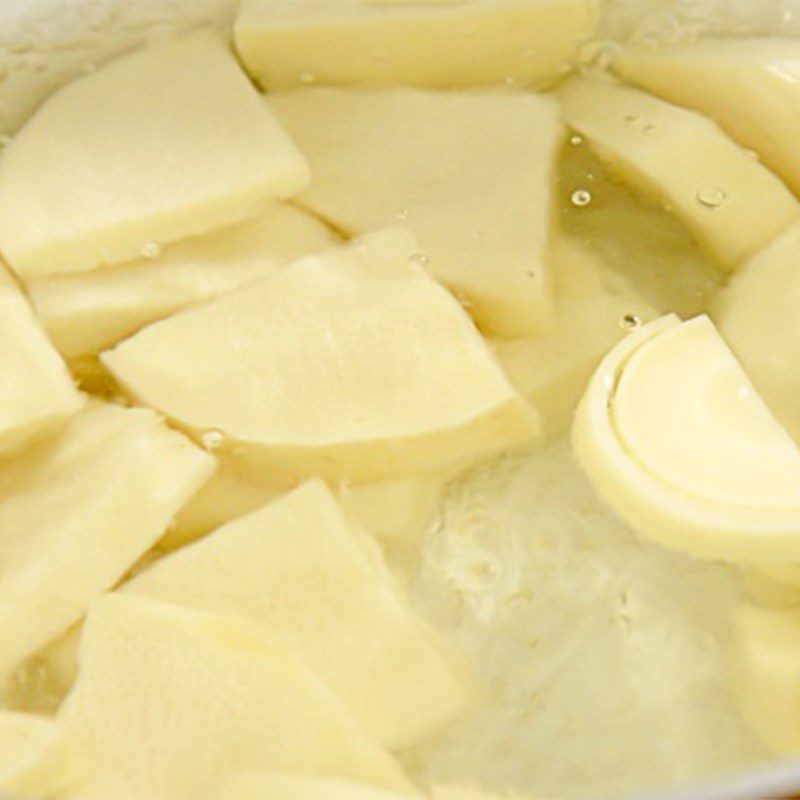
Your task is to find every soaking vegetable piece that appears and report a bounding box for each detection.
[234,0,596,91]
[124,480,469,750]
[272,88,561,336]
[0,30,309,277]
[573,314,800,564]
[61,595,410,800]
[0,711,78,798]
[613,39,800,198]
[27,204,336,360]
[731,605,800,755]
[0,402,214,693]
[103,228,538,484]
[559,78,800,269]
[0,267,84,453]
[223,772,412,800]
[492,238,660,438]
[713,223,800,444]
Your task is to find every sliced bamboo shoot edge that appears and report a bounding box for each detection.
[573,314,800,565]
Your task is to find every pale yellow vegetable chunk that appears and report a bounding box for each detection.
[272,88,562,336]
[731,605,800,755]
[102,228,538,484]
[0,31,309,277]
[234,0,596,91]
[491,238,660,438]
[559,78,800,269]
[124,480,469,750]
[614,39,800,198]
[27,204,336,359]
[713,222,800,444]
[60,595,410,800]
[0,267,84,453]
[573,314,800,564]
[0,711,79,799]
[223,772,411,800]
[0,402,214,693]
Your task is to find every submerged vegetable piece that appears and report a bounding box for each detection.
[0,711,78,799]
[614,39,800,198]
[559,78,800,269]
[573,314,800,564]
[713,223,800,444]
[0,267,83,453]
[0,402,214,693]
[103,228,538,484]
[223,772,412,800]
[234,0,596,91]
[0,31,309,277]
[272,88,561,336]
[492,238,660,438]
[60,595,410,800]
[124,481,469,750]
[27,204,336,359]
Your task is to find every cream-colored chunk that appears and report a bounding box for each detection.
[60,595,410,800]
[492,238,660,438]
[573,315,800,564]
[713,222,800,444]
[272,88,561,336]
[614,39,800,198]
[0,267,84,453]
[124,481,469,750]
[223,772,411,800]
[0,402,214,692]
[559,78,800,269]
[0,31,309,277]
[235,0,596,91]
[103,229,537,484]
[28,204,335,359]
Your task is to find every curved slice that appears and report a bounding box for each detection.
[573,314,800,564]
[103,228,538,484]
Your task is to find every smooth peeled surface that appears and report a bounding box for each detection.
[234,0,596,91]
[713,222,800,445]
[573,314,800,564]
[60,595,410,800]
[27,204,336,359]
[731,605,800,755]
[0,401,214,692]
[0,30,309,277]
[613,39,800,198]
[223,772,412,800]
[0,712,78,798]
[492,238,660,438]
[272,88,561,336]
[559,78,800,269]
[0,267,84,454]
[103,228,538,484]
[124,481,469,750]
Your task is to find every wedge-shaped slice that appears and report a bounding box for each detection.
[0,267,83,453]
[0,712,79,799]
[613,39,800,198]
[103,228,538,484]
[573,314,800,565]
[492,238,660,438]
[0,31,309,277]
[27,204,336,359]
[224,772,411,800]
[712,223,800,444]
[0,402,214,693]
[272,89,562,336]
[124,481,468,749]
[61,595,410,800]
[235,0,596,91]
[731,605,800,755]
[559,78,800,269]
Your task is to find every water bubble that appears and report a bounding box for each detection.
[619,313,642,331]
[396,207,410,220]
[408,252,429,270]
[298,71,317,85]
[569,134,583,146]
[696,186,727,209]
[570,189,592,207]
[201,429,225,451]
[139,241,161,259]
